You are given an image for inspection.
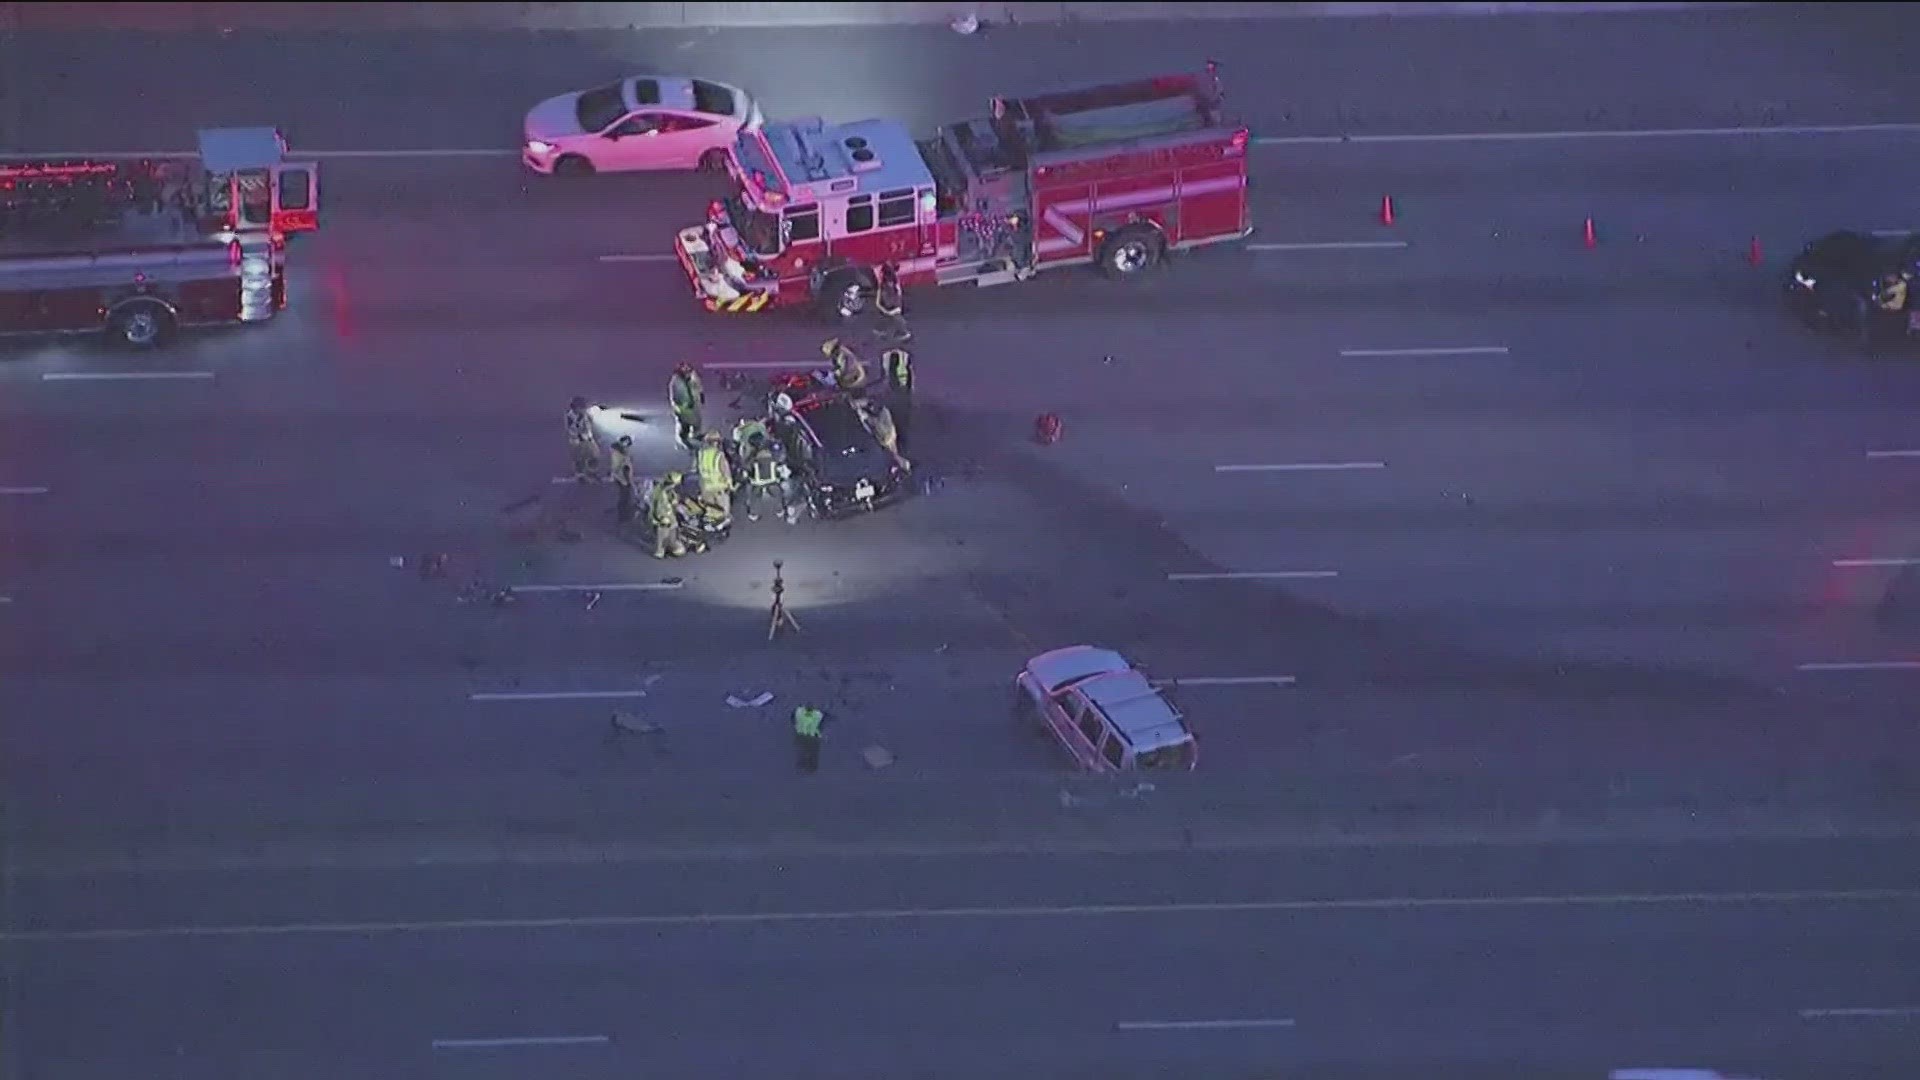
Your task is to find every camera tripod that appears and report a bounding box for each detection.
[768,560,801,640]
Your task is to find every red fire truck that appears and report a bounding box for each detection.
[672,66,1250,321]
[0,127,319,349]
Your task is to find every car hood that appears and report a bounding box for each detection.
[524,93,586,141]
[814,444,894,487]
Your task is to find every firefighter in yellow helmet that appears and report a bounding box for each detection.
[695,430,734,518]
[649,471,686,559]
[881,346,913,450]
[861,398,910,473]
[822,337,867,392]
[668,362,704,450]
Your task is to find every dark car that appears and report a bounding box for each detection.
[774,392,910,519]
[1785,229,1920,330]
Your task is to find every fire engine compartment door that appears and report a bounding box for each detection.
[272,163,319,234]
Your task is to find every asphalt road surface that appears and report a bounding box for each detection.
[8,838,1920,1078]
[4,7,1920,1078]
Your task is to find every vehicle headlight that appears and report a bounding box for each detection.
[526,139,557,156]
[240,255,271,284]
[1793,271,1817,289]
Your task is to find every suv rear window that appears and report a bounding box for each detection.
[692,80,737,117]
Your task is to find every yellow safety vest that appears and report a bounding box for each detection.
[649,485,676,524]
[697,445,729,491]
[883,349,912,391]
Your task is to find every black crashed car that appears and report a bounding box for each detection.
[1785,229,1920,330]
[773,391,911,519]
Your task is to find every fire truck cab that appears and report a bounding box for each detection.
[0,127,319,349]
[671,66,1250,323]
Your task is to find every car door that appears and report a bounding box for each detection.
[600,112,670,170]
[656,112,724,168]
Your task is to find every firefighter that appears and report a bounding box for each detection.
[649,471,686,559]
[1865,269,1912,346]
[608,434,637,525]
[881,345,914,451]
[565,396,599,481]
[668,362,704,450]
[740,431,792,523]
[875,262,907,341]
[731,414,769,453]
[823,337,866,392]
[695,430,734,517]
[793,703,825,774]
[861,399,910,473]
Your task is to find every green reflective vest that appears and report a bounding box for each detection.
[883,349,912,391]
[793,706,823,737]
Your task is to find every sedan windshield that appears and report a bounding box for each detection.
[723,192,781,257]
[575,83,627,133]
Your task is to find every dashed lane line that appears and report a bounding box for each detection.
[1832,558,1920,569]
[1166,571,1338,582]
[469,690,654,702]
[5,888,1914,944]
[432,1035,611,1050]
[1866,449,1920,459]
[1216,461,1386,473]
[41,371,213,382]
[0,487,48,496]
[508,583,684,593]
[1116,1018,1296,1032]
[1340,346,1509,358]
[1796,661,1920,673]
[1248,240,1406,252]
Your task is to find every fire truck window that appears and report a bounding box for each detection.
[845,197,874,234]
[277,169,311,212]
[237,169,271,226]
[785,206,820,243]
[877,195,916,228]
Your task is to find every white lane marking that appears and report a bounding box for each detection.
[1870,229,1915,238]
[469,690,653,702]
[1249,240,1407,252]
[1796,661,1920,672]
[432,1035,610,1049]
[700,360,808,370]
[1832,558,1920,568]
[9,889,1913,945]
[1866,449,1920,459]
[0,487,48,496]
[41,371,213,382]
[1216,461,1386,473]
[597,254,678,263]
[1341,346,1510,358]
[1116,1018,1296,1032]
[510,583,684,593]
[1167,571,1338,582]
[1151,676,1298,688]
[1254,121,1920,147]
[0,596,11,604]
[1799,1006,1920,1020]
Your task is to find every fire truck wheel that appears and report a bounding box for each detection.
[698,149,729,173]
[1099,226,1164,280]
[816,268,874,323]
[108,300,175,349]
[553,154,595,177]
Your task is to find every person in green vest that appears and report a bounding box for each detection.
[793,704,824,773]
[668,362,704,450]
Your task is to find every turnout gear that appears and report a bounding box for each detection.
[649,474,685,559]
[742,435,791,523]
[864,402,910,472]
[731,416,768,450]
[566,397,598,479]
[668,364,705,448]
[608,436,637,523]
[824,338,867,391]
[1877,273,1909,313]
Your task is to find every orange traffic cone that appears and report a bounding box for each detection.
[1747,236,1763,267]
[1583,217,1597,249]
[1380,195,1395,226]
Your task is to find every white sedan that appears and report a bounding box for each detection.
[521,76,761,176]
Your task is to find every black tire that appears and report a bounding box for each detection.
[815,268,874,324]
[1098,226,1163,280]
[554,154,595,177]
[107,299,174,349]
[698,149,729,174]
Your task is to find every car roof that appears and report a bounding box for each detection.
[627,76,696,113]
[1027,645,1130,694]
[1078,669,1188,750]
[794,395,875,449]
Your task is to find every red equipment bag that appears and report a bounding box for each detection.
[1034,412,1062,445]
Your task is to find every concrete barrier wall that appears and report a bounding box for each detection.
[0,1,1750,32]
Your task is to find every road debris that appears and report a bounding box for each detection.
[726,691,775,709]
[861,745,895,770]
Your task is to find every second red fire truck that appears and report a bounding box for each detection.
[673,66,1251,321]
[0,127,319,348]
